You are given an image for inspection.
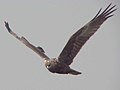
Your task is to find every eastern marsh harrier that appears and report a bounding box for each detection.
[4,3,116,75]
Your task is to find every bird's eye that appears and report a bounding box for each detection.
[46,64,51,68]
[46,66,49,68]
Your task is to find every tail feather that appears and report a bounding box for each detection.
[69,69,82,75]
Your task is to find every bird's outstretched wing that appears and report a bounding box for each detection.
[58,3,117,65]
[4,22,50,60]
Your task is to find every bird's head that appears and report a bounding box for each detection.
[44,58,57,69]
[44,60,52,69]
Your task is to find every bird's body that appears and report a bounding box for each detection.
[4,3,116,75]
[45,58,69,74]
[44,58,81,75]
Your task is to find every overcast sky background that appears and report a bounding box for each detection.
[0,0,120,90]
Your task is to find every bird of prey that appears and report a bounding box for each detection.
[4,3,116,75]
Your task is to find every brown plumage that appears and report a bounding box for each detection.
[4,3,116,75]
[58,3,117,65]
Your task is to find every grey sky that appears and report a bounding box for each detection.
[0,0,120,90]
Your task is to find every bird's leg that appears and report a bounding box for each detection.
[4,21,50,60]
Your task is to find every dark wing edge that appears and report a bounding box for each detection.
[58,3,117,65]
[4,22,50,60]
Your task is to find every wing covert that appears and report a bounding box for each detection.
[58,3,116,65]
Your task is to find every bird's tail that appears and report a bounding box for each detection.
[69,69,82,75]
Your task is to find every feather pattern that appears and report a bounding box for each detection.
[58,3,117,65]
[4,22,50,60]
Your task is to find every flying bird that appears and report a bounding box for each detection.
[4,3,116,75]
